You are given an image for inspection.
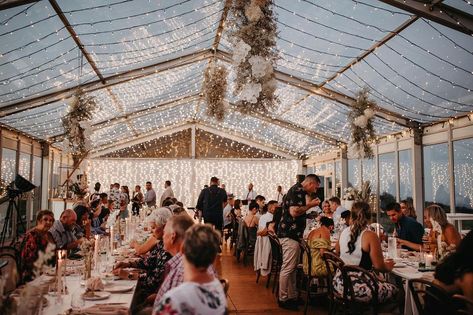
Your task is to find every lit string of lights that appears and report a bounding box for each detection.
[422,19,473,55]
[0,1,39,25]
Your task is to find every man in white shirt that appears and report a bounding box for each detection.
[329,196,346,226]
[257,200,277,236]
[223,195,235,230]
[244,183,257,201]
[160,180,175,206]
[275,185,285,205]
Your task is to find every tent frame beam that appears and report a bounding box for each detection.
[0,49,213,117]
[48,0,105,83]
[215,50,412,128]
[49,94,200,142]
[212,0,231,51]
[319,16,419,88]
[377,0,473,36]
[225,101,343,146]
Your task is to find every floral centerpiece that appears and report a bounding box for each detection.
[342,181,372,210]
[80,239,93,280]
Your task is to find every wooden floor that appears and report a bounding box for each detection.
[215,243,329,314]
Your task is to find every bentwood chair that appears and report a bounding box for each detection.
[267,234,283,296]
[0,246,20,293]
[341,265,381,315]
[408,278,454,315]
[322,251,344,315]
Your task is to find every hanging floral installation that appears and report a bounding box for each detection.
[203,60,228,120]
[230,0,278,113]
[62,90,97,165]
[347,88,376,159]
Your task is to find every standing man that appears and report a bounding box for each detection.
[160,180,175,207]
[244,183,257,201]
[144,181,157,207]
[131,185,144,216]
[277,174,321,310]
[275,185,285,205]
[196,176,227,232]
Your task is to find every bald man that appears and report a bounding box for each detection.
[49,209,83,250]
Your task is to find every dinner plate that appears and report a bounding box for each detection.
[104,284,134,293]
[82,291,111,301]
[393,262,406,268]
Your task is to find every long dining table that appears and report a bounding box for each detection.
[391,257,435,315]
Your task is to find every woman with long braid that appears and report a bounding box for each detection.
[333,201,398,302]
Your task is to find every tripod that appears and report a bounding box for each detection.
[0,194,25,246]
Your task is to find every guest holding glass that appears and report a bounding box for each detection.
[386,202,423,250]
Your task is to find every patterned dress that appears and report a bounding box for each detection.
[135,241,172,293]
[20,229,55,282]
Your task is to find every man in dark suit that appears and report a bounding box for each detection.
[196,176,228,232]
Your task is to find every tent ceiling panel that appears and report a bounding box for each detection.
[0,2,96,106]
[280,95,403,141]
[57,0,223,76]
[0,100,67,138]
[196,105,336,156]
[325,19,473,123]
[130,101,197,135]
[90,121,134,148]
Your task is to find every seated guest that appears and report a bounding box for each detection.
[255,195,266,216]
[244,201,259,228]
[114,208,173,312]
[303,216,334,277]
[21,210,56,282]
[74,205,91,239]
[153,224,226,315]
[232,199,242,219]
[223,195,235,231]
[433,231,473,313]
[386,202,423,250]
[400,199,416,219]
[50,209,83,250]
[399,204,461,252]
[334,202,397,303]
[320,200,333,218]
[90,199,106,235]
[257,200,277,237]
[254,201,277,276]
[329,196,346,226]
[153,214,196,304]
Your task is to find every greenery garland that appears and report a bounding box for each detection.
[348,88,376,159]
[230,0,278,113]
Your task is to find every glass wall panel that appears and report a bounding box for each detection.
[18,152,31,180]
[423,143,450,212]
[379,152,396,233]
[32,156,42,187]
[453,138,473,214]
[399,149,413,202]
[1,148,16,183]
[362,157,377,188]
[347,159,360,188]
[31,156,42,223]
[335,161,341,197]
[379,152,396,208]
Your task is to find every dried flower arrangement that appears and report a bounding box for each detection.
[348,88,376,159]
[230,0,278,113]
[203,61,228,120]
[62,90,97,165]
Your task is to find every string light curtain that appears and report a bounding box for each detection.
[88,158,301,206]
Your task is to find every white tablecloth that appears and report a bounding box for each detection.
[391,264,434,315]
[42,275,136,315]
